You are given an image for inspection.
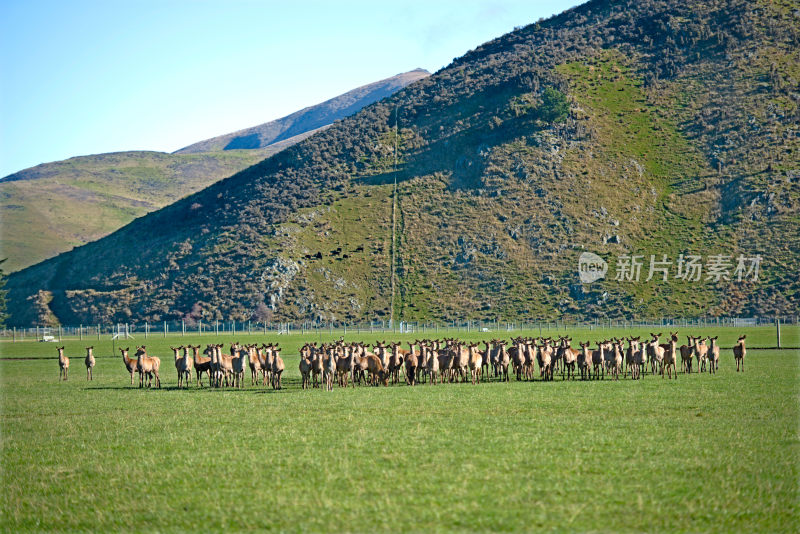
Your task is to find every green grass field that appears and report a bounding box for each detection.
[1,326,798,532]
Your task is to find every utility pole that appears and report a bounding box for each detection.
[390,106,398,327]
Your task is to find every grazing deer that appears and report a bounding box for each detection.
[733,335,746,372]
[57,346,69,381]
[84,346,95,381]
[120,347,138,385]
[365,353,388,386]
[135,346,161,388]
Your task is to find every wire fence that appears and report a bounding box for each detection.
[2,315,797,347]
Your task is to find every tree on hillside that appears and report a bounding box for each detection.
[252,302,273,323]
[0,259,7,327]
[539,87,570,123]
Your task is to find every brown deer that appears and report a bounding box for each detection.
[707,336,720,374]
[84,346,95,381]
[733,335,746,372]
[135,346,161,388]
[680,336,695,374]
[120,347,137,385]
[57,346,69,381]
[661,332,678,379]
[191,345,210,387]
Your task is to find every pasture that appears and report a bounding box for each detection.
[1,325,798,532]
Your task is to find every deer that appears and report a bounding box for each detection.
[467,343,483,385]
[496,341,510,382]
[693,337,709,373]
[178,346,193,388]
[609,339,624,380]
[405,348,419,386]
[592,341,605,380]
[559,337,578,381]
[230,346,248,389]
[539,338,555,381]
[171,346,191,389]
[680,336,695,374]
[733,335,746,372]
[336,344,355,388]
[57,346,69,381]
[299,346,313,390]
[120,347,138,384]
[365,353,388,386]
[135,346,161,388]
[84,346,95,381]
[647,333,665,376]
[509,338,526,381]
[425,342,440,385]
[661,332,678,379]
[353,344,370,386]
[311,344,324,387]
[190,345,210,387]
[323,347,336,391]
[271,345,285,389]
[707,336,720,374]
[578,342,592,380]
[247,344,263,386]
[389,343,406,385]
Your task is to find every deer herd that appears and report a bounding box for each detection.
[55,333,748,388]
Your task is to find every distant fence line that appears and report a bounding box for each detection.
[2,315,796,344]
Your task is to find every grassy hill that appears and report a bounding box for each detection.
[6,0,799,326]
[0,149,272,272]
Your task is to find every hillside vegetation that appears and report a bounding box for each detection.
[6,0,799,326]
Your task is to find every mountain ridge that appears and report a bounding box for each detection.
[173,69,430,154]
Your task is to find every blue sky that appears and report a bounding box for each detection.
[0,0,582,177]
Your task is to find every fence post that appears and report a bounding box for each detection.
[12,327,15,342]
[164,321,167,338]
[145,321,149,339]
[79,324,82,341]
[776,318,781,349]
